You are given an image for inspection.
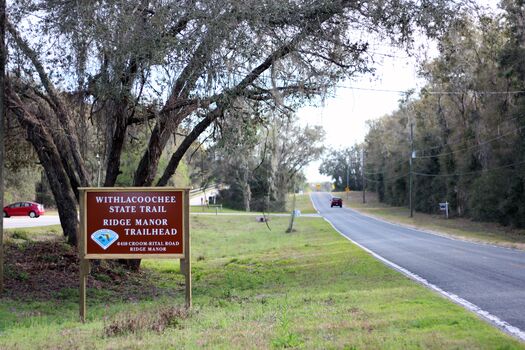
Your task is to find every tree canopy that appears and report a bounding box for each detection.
[6,0,460,247]
[362,4,525,226]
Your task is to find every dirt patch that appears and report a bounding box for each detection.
[104,306,189,337]
[3,239,180,301]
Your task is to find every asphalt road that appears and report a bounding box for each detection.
[3,215,60,229]
[311,192,525,338]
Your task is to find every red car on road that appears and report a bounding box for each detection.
[330,197,343,208]
[3,201,45,218]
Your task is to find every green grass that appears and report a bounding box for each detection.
[189,205,243,214]
[287,193,317,214]
[4,225,63,242]
[0,215,522,349]
[337,191,525,249]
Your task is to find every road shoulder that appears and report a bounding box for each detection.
[336,191,525,251]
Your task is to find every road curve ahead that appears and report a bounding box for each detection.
[311,192,525,339]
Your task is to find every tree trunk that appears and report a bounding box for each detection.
[102,55,138,187]
[243,182,251,213]
[8,90,79,245]
[104,104,128,186]
[134,107,194,186]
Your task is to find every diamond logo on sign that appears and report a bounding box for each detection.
[91,229,119,250]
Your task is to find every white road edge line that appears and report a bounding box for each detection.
[310,193,525,342]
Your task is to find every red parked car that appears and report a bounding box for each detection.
[3,201,45,218]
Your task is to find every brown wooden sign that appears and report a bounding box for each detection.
[82,189,185,259]
[78,187,191,321]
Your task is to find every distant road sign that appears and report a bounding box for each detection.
[345,186,350,192]
[316,184,321,191]
[439,201,449,219]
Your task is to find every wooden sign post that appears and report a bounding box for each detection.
[78,187,191,322]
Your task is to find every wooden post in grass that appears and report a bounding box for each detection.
[79,259,89,322]
[286,179,297,233]
[180,189,192,308]
[79,189,87,322]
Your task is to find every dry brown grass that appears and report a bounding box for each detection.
[104,306,189,337]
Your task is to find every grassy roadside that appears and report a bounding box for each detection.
[189,205,242,214]
[0,214,522,349]
[287,192,317,214]
[4,225,63,241]
[43,209,59,216]
[336,191,525,250]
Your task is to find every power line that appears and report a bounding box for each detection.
[364,173,409,183]
[364,166,406,176]
[415,123,525,159]
[416,115,524,152]
[335,85,525,95]
[336,85,408,93]
[425,90,525,95]
[364,170,388,175]
[413,159,525,178]
[367,50,411,60]
[365,159,525,183]
[364,157,409,175]
[364,117,525,182]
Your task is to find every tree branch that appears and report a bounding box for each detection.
[8,19,90,189]
[157,106,223,186]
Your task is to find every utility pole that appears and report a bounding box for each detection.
[361,149,366,204]
[0,0,5,294]
[409,122,414,218]
[346,156,350,199]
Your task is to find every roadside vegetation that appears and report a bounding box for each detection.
[286,192,317,214]
[336,191,525,250]
[321,5,525,231]
[1,214,522,349]
[189,206,242,214]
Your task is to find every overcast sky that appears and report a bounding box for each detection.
[300,0,500,183]
[298,48,426,182]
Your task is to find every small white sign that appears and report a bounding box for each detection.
[439,202,449,219]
